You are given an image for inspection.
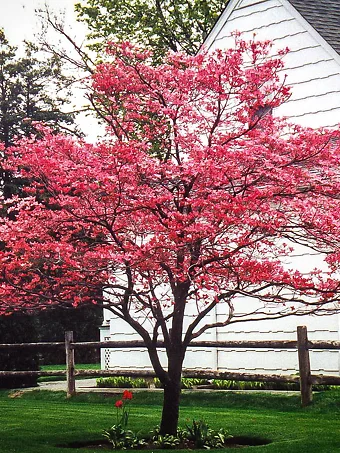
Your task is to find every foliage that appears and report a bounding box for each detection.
[131,378,149,388]
[181,378,210,389]
[96,375,338,391]
[154,377,209,389]
[103,423,146,449]
[104,410,231,449]
[0,29,77,154]
[0,312,39,388]
[210,379,337,392]
[96,376,208,389]
[34,305,102,365]
[150,426,181,449]
[75,0,226,61]
[153,378,163,389]
[184,419,210,447]
[182,419,231,448]
[1,39,340,434]
[96,376,148,388]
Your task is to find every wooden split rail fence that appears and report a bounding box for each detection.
[1,326,340,406]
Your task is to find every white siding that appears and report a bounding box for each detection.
[206,0,340,129]
[201,0,340,376]
[103,310,340,375]
[214,307,340,375]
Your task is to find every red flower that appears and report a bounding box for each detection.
[123,390,133,400]
[115,399,123,408]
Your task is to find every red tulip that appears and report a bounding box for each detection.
[123,390,133,400]
[115,399,123,408]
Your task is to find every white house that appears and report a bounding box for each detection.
[204,0,340,129]
[100,0,340,377]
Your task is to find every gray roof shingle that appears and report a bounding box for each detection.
[289,0,340,55]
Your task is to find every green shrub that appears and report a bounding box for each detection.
[149,421,231,449]
[181,378,210,389]
[153,377,163,388]
[0,313,39,389]
[153,377,210,389]
[103,424,144,449]
[211,379,300,391]
[96,376,337,392]
[150,427,180,449]
[96,376,148,388]
[183,419,231,449]
[131,378,148,388]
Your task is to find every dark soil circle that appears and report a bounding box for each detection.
[58,436,271,449]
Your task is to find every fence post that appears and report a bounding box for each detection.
[65,331,76,397]
[297,325,312,406]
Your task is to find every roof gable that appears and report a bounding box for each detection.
[289,1,340,55]
[204,0,340,57]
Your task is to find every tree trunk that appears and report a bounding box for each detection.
[159,375,182,435]
[159,341,184,435]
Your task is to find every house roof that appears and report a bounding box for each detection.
[289,0,340,55]
[204,1,340,56]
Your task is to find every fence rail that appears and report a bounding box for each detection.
[2,339,340,350]
[1,326,340,405]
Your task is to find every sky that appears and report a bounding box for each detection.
[0,0,103,141]
[0,0,84,48]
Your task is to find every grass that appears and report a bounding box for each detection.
[0,389,340,452]
[40,363,101,371]
[38,363,100,382]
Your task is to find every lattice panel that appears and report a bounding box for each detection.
[104,336,111,370]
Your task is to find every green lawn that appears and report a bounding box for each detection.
[38,363,101,382]
[0,389,339,452]
[40,364,101,371]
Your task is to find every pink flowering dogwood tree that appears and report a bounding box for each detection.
[1,39,340,434]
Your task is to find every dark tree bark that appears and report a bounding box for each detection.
[160,373,182,435]
[159,340,185,435]
[159,284,187,434]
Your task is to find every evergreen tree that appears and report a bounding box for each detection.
[0,29,79,199]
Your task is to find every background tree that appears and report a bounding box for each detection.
[0,30,78,142]
[0,29,80,199]
[75,0,226,61]
[1,40,340,430]
[41,0,226,134]
[39,0,225,131]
